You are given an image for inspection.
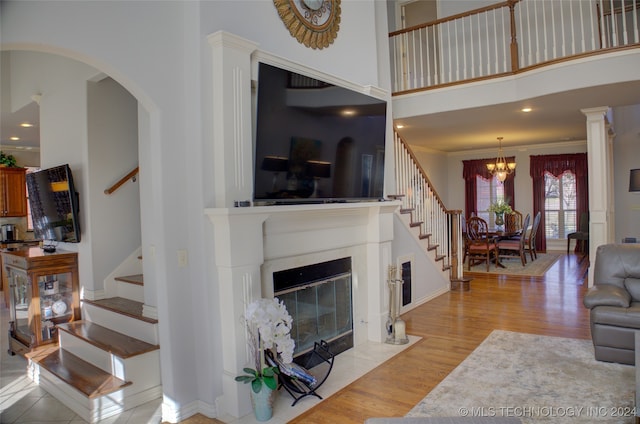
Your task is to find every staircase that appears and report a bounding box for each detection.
[393,132,471,291]
[27,255,161,423]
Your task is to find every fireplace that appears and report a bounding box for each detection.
[206,201,398,419]
[274,257,353,366]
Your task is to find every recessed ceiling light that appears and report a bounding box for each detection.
[521,107,532,113]
[9,136,20,141]
[342,109,355,116]
[19,122,34,128]
[396,124,404,129]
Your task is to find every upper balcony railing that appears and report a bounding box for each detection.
[389,0,640,94]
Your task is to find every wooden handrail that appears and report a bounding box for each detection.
[389,0,516,37]
[104,167,139,195]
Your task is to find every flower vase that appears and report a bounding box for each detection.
[251,385,274,421]
[495,212,504,229]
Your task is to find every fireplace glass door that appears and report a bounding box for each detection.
[278,272,353,357]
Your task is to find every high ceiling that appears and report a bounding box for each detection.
[394,80,640,153]
[2,72,640,156]
[0,101,40,153]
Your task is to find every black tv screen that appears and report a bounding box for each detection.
[26,164,81,243]
[254,62,387,204]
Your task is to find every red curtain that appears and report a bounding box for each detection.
[529,153,588,253]
[463,157,516,218]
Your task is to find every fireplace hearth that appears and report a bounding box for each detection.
[274,257,353,366]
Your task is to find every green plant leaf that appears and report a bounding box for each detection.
[251,379,263,393]
[242,368,258,377]
[263,375,278,390]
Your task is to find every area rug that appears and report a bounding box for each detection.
[407,330,635,423]
[465,252,561,276]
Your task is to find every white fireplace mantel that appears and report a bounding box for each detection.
[205,200,399,418]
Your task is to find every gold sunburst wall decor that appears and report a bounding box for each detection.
[273,0,341,49]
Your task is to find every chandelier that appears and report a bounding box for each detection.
[486,137,516,182]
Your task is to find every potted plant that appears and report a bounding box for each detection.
[235,297,295,421]
[0,151,17,167]
[487,200,513,227]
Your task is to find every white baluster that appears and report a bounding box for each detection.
[610,0,618,46]
[551,0,558,59]
[622,0,629,45]
[579,0,586,53]
[634,0,639,43]
[589,0,596,50]
[541,0,548,62]
[454,19,460,82]
[418,28,424,88]
[533,0,540,63]
[476,14,482,77]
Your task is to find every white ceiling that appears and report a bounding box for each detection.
[394,80,640,153]
[0,101,40,153]
[2,74,639,156]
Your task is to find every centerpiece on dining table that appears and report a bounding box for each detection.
[487,200,513,230]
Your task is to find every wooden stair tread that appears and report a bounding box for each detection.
[57,321,159,358]
[114,274,144,286]
[82,297,158,324]
[36,349,132,399]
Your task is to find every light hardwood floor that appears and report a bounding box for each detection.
[176,252,590,424]
[287,252,590,424]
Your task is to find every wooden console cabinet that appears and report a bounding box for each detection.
[5,248,80,355]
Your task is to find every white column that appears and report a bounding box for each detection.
[582,106,614,286]
[206,209,269,419]
[208,31,258,208]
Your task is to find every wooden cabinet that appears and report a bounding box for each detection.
[0,167,27,217]
[5,248,80,355]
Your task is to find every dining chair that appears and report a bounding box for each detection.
[525,211,542,261]
[497,213,531,266]
[567,211,589,254]
[466,216,499,271]
[504,210,523,236]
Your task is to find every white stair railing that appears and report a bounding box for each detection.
[390,0,640,93]
[394,132,464,284]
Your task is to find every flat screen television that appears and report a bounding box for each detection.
[26,164,81,243]
[254,62,387,204]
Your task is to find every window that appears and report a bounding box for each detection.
[544,171,576,239]
[476,175,505,227]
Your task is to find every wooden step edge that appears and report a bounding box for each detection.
[387,194,405,200]
[35,348,132,399]
[434,255,446,262]
[419,233,431,240]
[82,297,158,324]
[427,244,439,251]
[399,208,414,214]
[57,321,159,359]
[409,221,423,228]
[114,274,144,286]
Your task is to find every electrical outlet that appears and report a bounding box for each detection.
[177,249,188,267]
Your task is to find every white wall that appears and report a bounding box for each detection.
[612,104,640,242]
[1,0,389,420]
[87,77,141,290]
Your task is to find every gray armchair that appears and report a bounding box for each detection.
[583,243,640,365]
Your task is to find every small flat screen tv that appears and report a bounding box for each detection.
[26,164,81,243]
[254,62,387,204]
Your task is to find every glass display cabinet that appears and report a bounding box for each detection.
[4,247,79,356]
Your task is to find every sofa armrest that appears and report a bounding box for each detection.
[583,284,631,309]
